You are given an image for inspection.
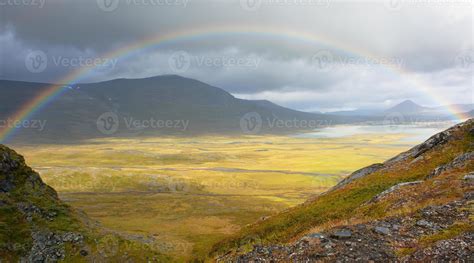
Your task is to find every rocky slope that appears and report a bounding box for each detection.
[0,145,169,262]
[211,119,474,262]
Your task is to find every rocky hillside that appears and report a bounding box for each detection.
[0,145,169,262]
[210,119,474,262]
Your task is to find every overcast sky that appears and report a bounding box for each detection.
[0,0,472,112]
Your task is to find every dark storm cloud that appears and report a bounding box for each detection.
[0,0,472,110]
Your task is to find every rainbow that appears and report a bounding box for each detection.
[0,25,469,142]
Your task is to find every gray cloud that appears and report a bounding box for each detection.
[0,0,472,110]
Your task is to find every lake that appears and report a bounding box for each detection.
[296,121,459,143]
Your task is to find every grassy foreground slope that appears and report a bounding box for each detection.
[0,145,171,262]
[209,119,473,260]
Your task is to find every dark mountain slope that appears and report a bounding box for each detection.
[210,119,474,262]
[385,99,425,114]
[0,76,350,143]
[329,100,473,120]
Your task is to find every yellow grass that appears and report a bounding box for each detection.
[13,133,416,260]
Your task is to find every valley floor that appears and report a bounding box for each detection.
[11,131,445,260]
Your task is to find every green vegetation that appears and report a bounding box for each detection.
[0,145,171,261]
[419,222,473,246]
[208,122,473,260]
[396,222,474,257]
[11,133,414,260]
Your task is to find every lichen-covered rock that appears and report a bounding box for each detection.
[386,119,473,165]
[428,152,474,179]
[464,173,474,181]
[0,148,24,192]
[411,130,452,158]
[24,231,84,263]
[374,226,391,235]
[369,181,423,203]
[0,145,57,199]
[333,163,384,190]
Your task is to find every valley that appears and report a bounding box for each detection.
[11,130,441,260]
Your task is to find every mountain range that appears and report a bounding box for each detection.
[328,99,473,119]
[0,76,357,143]
[0,76,469,143]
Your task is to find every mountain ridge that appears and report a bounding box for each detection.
[328,100,473,119]
[0,75,350,143]
[385,99,425,114]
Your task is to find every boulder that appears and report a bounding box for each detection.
[427,152,474,179]
[374,226,391,235]
[333,163,384,190]
[370,181,423,203]
[463,173,474,181]
[331,229,352,239]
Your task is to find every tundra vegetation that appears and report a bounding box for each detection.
[12,133,419,260]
